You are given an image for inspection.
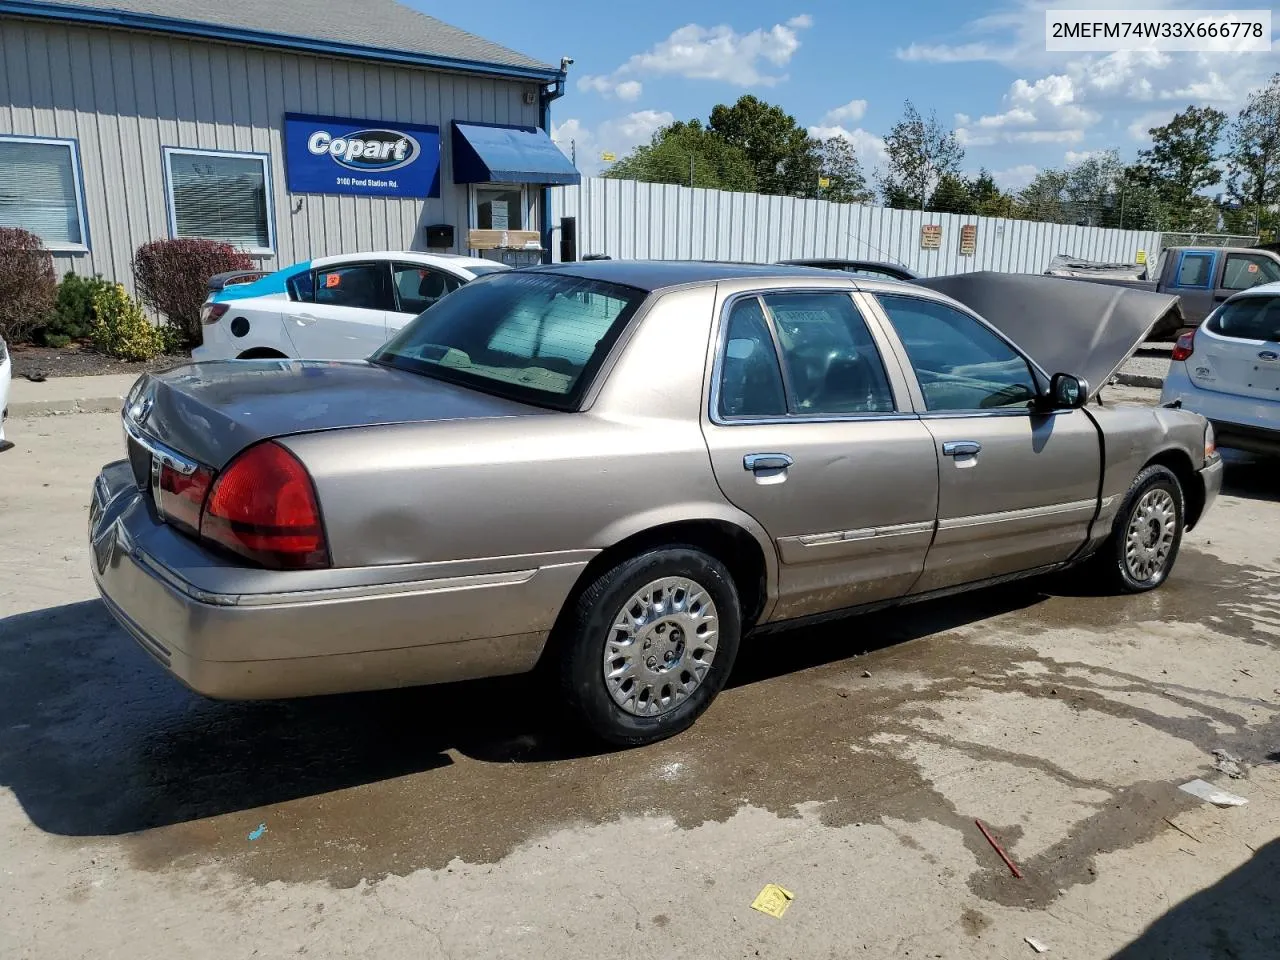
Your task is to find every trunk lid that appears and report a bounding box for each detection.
[1186,290,1280,401]
[125,359,555,469]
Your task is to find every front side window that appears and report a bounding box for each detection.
[1207,295,1280,341]
[877,295,1036,412]
[393,264,462,315]
[312,263,388,310]
[1175,253,1213,288]
[0,136,88,249]
[373,272,644,408]
[1222,254,1280,291]
[764,292,895,415]
[164,148,273,253]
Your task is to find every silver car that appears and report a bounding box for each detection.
[90,263,1222,745]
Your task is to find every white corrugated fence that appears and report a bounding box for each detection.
[549,178,1162,276]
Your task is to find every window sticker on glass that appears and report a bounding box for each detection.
[325,273,341,288]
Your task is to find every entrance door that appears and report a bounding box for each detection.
[870,293,1101,593]
[702,290,940,621]
[288,261,393,359]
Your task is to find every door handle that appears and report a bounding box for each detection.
[743,453,794,472]
[296,312,319,325]
[942,440,981,457]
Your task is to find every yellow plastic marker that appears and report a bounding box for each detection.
[750,884,794,919]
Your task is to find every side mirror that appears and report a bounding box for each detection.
[1049,372,1090,410]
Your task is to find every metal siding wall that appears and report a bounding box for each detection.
[550,178,1162,277]
[0,17,539,286]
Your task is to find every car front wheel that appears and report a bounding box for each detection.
[558,547,741,746]
[1095,464,1185,593]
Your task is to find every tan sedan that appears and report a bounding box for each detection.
[90,262,1221,745]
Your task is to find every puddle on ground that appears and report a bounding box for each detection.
[1,548,1276,899]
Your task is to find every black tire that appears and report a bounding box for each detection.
[558,547,741,747]
[236,348,288,360]
[1092,465,1185,594]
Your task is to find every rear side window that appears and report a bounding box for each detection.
[1222,254,1280,291]
[718,297,786,419]
[313,263,387,309]
[1207,296,1280,341]
[763,292,895,415]
[287,269,314,302]
[1175,253,1214,288]
[876,294,1036,412]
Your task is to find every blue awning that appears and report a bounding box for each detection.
[451,122,580,186]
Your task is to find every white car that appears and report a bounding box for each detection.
[1160,280,1280,457]
[192,251,510,361]
[0,335,12,453]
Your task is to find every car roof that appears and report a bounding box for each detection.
[522,259,856,292]
[309,251,504,271]
[1226,280,1280,298]
[779,257,915,273]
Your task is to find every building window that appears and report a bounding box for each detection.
[0,136,89,251]
[163,148,274,254]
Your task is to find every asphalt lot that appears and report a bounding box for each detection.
[1,408,1278,960]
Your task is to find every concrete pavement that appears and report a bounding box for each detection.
[6,373,137,417]
[1,411,1278,959]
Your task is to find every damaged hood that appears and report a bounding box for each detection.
[912,272,1179,397]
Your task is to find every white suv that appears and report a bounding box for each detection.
[1160,281,1280,457]
[193,251,509,362]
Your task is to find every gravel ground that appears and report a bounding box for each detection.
[8,343,189,380]
[1120,345,1175,385]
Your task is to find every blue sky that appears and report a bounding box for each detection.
[416,0,1280,190]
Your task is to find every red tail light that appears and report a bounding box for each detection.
[199,442,329,570]
[156,461,214,535]
[1171,329,1195,362]
[200,302,230,325]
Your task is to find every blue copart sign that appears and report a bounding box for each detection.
[284,113,441,198]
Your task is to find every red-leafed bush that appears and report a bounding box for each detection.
[0,228,57,343]
[132,239,253,347]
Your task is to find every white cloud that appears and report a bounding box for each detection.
[613,80,644,102]
[990,164,1039,190]
[578,15,814,95]
[823,98,868,124]
[576,75,644,100]
[807,123,889,172]
[901,0,1276,159]
[1064,149,1106,164]
[1126,108,1178,141]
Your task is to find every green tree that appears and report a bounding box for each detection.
[878,100,964,210]
[815,136,873,203]
[602,120,758,192]
[1015,169,1070,223]
[1226,73,1280,235]
[708,95,822,197]
[928,173,976,214]
[968,169,1017,218]
[1134,105,1226,231]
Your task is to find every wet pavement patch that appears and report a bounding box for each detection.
[0,548,1275,894]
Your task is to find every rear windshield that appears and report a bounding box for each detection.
[1207,295,1280,342]
[372,272,645,408]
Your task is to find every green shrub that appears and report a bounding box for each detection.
[0,227,57,343]
[90,283,165,360]
[39,272,112,345]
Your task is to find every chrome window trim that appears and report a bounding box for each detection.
[708,288,911,427]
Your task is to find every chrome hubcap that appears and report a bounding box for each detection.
[602,576,720,717]
[1124,488,1176,581]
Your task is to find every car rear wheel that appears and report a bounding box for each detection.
[558,547,741,746]
[1094,465,1184,593]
